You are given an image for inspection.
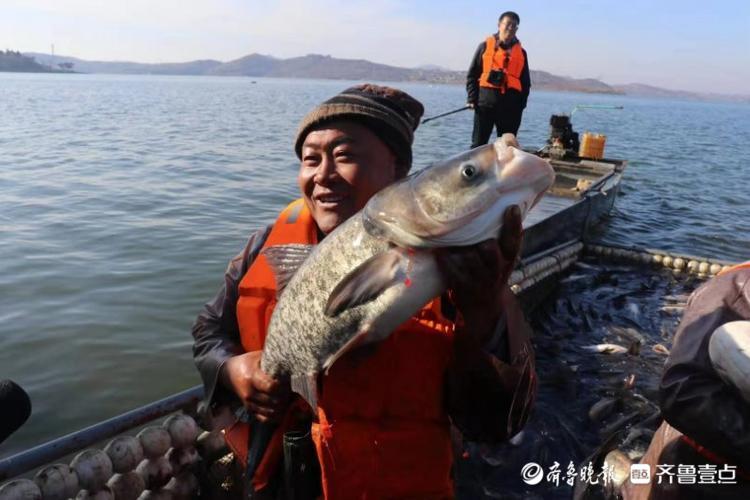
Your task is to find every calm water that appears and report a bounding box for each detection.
[1,73,748,458]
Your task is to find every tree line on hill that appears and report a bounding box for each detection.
[1,50,74,73]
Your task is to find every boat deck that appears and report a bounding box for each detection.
[519,152,626,259]
[526,194,576,227]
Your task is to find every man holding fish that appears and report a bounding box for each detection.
[192,84,554,498]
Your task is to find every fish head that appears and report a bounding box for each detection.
[363,134,555,247]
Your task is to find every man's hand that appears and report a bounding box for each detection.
[466,101,476,109]
[435,205,523,345]
[221,351,291,423]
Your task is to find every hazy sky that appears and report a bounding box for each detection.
[2,0,749,94]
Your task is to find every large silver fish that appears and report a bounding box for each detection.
[261,134,555,409]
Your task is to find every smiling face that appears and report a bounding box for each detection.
[298,120,398,235]
[498,15,519,43]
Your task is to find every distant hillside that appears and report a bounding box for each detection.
[613,83,750,103]
[20,51,748,101]
[201,54,620,94]
[530,70,622,94]
[25,53,222,75]
[206,53,469,85]
[0,50,74,73]
[25,51,621,94]
[205,53,623,93]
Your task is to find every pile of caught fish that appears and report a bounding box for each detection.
[454,258,702,500]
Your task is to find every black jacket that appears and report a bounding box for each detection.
[466,35,530,109]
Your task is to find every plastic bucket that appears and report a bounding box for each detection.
[579,132,607,159]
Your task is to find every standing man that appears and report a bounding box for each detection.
[467,11,531,148]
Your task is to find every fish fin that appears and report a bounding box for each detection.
[291,373,319,413]
[321,329,371,374]
[325,249,407,317]
[261,244,315,296]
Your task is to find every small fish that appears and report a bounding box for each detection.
[610,326,645,345]
[602,449,632,491]
[572,432,627,500]
[583,341,641,356]
[588,397,619,422]
[589,397,622,422]
[621,427,655,448]
[627,302,641,318]
[600,409,643,437]
[622,373,637,390]
[582,343,629,355]
[652,343,670,355]
[660,305,684,314]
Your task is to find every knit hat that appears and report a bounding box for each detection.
[294,84,424,175]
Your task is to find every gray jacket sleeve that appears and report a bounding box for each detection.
[659,267,750,469]
[191,225,272,406]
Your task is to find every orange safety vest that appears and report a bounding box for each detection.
[479,35,524,93]
[228,199,457,498]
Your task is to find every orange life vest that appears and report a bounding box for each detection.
[479,35,525,93]
[228,199,457,498]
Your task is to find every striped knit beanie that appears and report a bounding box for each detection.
[294,84,424,176]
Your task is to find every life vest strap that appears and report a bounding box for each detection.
[679,434,750,481]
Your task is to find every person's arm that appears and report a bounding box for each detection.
[438,206,537,442]
[520,48,530,109]
[192,226,271,407]
[466,42,486,107]
[659,269,750,470]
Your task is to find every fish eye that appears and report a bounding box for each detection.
[461,163,478,180]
